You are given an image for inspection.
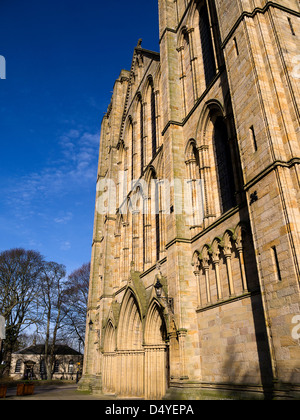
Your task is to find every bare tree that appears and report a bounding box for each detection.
[63,263,90,349]
[39,261,67,379]
[0,249,89,378]
[0,248,44,375]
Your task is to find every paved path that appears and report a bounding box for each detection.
[2,384,117,400]
[2,384,233,401]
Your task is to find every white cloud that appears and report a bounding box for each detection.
[58,130,100,179]
[0,131,98,263]
[4,128,100,219]
[54,212,73,224]
[60,241,71,251]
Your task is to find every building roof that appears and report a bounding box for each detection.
[15,344,82,356]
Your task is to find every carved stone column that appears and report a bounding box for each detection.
[193,268,201,307]
[223,241,235,296]
[236,236,248,293]
[178,329,188,380]
[187,27,199,101]
[202,256,211,304]
[177,45,187,115]
[199,145,215,227]
[211,245,222,300]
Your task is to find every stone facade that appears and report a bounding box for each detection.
[79,0,300,399]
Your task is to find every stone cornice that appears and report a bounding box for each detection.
[243,157,300,192]
[221,2,300,49]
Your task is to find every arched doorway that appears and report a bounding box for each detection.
[102,290,169,399]
[116,290,144,398]
[144,301,169,400]
[103,321,116,394]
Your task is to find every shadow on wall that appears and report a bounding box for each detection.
[220,289,299,400]
[218,291,274,400]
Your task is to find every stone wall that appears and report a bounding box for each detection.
[80,0,300,399]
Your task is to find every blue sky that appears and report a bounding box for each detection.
[0,0,159,274]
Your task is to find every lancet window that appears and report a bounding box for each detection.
[199,2,216,87]
[213,117,236,214]
[150,80,157,158]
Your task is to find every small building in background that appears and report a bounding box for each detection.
[10,344,83,381]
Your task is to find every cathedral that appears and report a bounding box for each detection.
[79,0,300,399]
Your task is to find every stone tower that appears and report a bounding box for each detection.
[79,0,300,399]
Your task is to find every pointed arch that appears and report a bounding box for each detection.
[198,1,216,87]
[117,289,143,351]
[156,149,164,180]
[143,167,160,265]
[222,229,234,250]
[104,320,116,353]
[194,101,236,225]
[145,76,157,160]
[192,249,201,272]
[177,25,195,114]
[185,138,197,157]
[144,299,167,345]
[117,136,128,211]
[115,288,145,397]
[144,299,169,399]
[103,320,117,394]
[155,153,166,258]
[201,244,212,280]
[124,115,134,185]
[119,198,131,281]
[185,139,203,229]
[136,93,144,176]
[234,222,254,292]
[131,185,144,272]
[114,213,123,288]
[196,99,225,140]
[234,222,248,248]
[213,116,236,213]
[183,0,218,95]
[194,245,211,306]
[153,67,162,149]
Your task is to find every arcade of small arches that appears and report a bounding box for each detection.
[192,223,259,310]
